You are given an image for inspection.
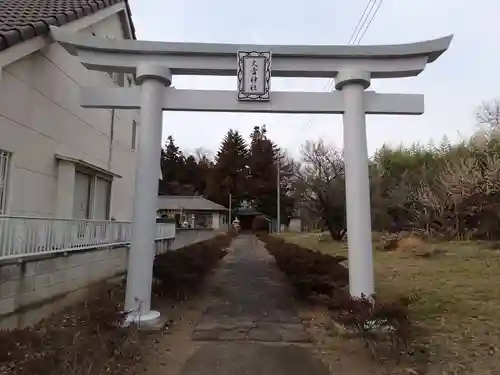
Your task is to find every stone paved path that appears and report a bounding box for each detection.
[180,234,330,375]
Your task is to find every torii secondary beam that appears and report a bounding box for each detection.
[80,88,424,115]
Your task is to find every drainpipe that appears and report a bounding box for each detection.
[108,109,115,170]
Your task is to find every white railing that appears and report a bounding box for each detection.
[155,220,176,240]
[0,216,175,260]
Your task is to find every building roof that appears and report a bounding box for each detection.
[0,0,136,52]
[158,196,228,212]
[233,207,266,216]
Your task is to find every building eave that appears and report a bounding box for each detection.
[157,207,228,213]
[55,154,122,179]
[0,1,135,80]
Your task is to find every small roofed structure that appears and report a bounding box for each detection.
[233,207,272,232]
[157,195,228,230]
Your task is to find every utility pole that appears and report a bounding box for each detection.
[276,155,281,233]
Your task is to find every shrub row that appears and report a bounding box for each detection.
[252,215,270,233]
[258,234,413,358]
[152,233,232,299]
[258,234,349,304]
[0,285,138,375]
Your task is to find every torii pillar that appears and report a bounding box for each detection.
[124,64,171,324]
[336,69,374,297]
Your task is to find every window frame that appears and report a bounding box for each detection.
[93,176,112,220]
[73,165,112,220]
[73,170,93,219]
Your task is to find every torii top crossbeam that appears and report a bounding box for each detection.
[51,27,452,79]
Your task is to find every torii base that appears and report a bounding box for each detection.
[122,310,162,330]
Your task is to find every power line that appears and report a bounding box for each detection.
[322,0,380,94]
[349,0,380,45]
[287,0,385,155]
[354,0,384,44]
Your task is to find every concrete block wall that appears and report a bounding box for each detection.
[0,229,220,329]
[169,229,220,250]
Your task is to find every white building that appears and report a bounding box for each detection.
[0,0,139,221]
[157,196,229,231]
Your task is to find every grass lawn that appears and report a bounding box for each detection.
[278,232,500,374]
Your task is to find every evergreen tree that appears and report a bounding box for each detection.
[247,126,280,218]
[195,154,214,195]
[205,129,249,208]
[159,136,192,195]
[183,155,204,194]
[439,135,452,154]
[246,125,296,222]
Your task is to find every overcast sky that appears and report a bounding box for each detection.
[127,0,498,158]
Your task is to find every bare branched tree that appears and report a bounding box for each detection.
[413,151,500,240]
[477,100,500,132]
[292,140,346,240]
[194,147,215,162]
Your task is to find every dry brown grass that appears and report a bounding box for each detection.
[0,283,143,375]
[279,232,500,374]
[396,236,436,257]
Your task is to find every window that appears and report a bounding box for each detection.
[73,170,111,220]
[114,72,125,87]
[105,72,124,87]
[73,171,92,219]
[132,120,137,150]
[0,150,11,214]
[126,75,133,87]
[93,177,111,220]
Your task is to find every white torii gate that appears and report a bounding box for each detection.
[50,27,452,326]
